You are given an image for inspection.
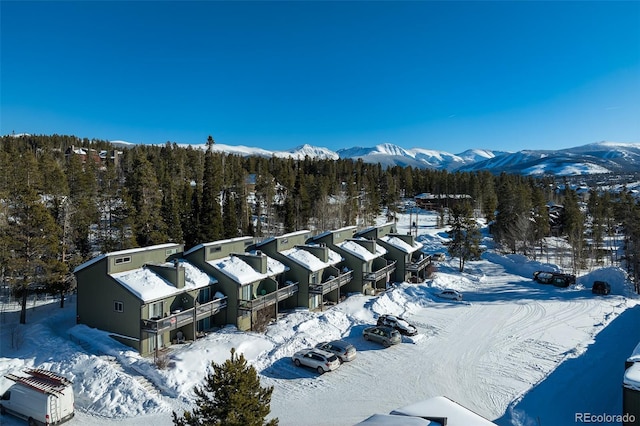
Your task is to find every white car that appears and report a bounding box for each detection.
[438,289,463,301]
[292,348,341,374]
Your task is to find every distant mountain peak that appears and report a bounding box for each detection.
[104,137,639,176]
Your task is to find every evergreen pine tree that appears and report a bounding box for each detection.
[222,190,239,238]
[65,152,99,259]
[562,189,586,272]
[172,348,278,426]
[125,148,168,246]
[201,148,223,241]
[530,186,550,260]
[3,152,66,323]
[445,202,483,272]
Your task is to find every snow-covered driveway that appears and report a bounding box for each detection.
[262,262,634,425]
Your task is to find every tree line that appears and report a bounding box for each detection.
[1,134,639,323]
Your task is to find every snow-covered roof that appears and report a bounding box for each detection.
[109,260,213,303]
[356,414,437,425]
[624,362,640,391]
[74,243,182,273]
[182,261,218,287]
[207,254,287,285]
[336,239,387,261]
[379,235,423,253]
[391,396,496,426]
[281,247,342,272]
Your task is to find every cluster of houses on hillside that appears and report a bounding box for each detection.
[74,223,433,356]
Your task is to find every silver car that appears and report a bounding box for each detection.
[362,326,401,347]
[292,348,341,374]
[315,340,357,363]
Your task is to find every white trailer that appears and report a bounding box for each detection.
[0,368,74,426]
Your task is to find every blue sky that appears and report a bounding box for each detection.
[2,1,639,153]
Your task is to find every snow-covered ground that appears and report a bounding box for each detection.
[1,211,639,426]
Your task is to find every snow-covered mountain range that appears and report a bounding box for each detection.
[112,139,640,176]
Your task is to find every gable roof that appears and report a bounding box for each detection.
[311,225,357,241]
[207,253,288,285]
[109,260,215,303]
[183,236,254,256]
[73,243,181,273]
[390,396,496,426]
[379,235,423,254]
[254,230,311,248]
[336,239,387,261]
[281,246,343,272]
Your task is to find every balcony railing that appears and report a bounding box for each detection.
[309,271,353,295]
[406,255,431,272]
[362,261,397,283]
[238,283,299,311]
[141,297,228,334]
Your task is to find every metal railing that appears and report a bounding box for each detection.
[238,283,299,311]
[141,297,228,333]
[309,271,353,294]
[406,255,431,272]
[362,261,397,283]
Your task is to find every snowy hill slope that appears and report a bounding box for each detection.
[458,142,640,175]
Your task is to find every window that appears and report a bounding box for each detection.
[114,301,124,312]
[241,285,252,300]
[114,256,131,265]
[208,246,222,254]
[166,248,178,255]
[198,287,211,304]
[149,301,163,319]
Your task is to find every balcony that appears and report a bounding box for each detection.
[309,271,353,295]
[141,297,227,334]
[238,282,299,311]
[407,255,431,273]
[363,260,397,283]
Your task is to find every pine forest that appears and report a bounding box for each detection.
[1,134,639,320]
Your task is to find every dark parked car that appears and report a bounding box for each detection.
[552,273,576,288]
[533,271,554,284]
[533,271,575,287]
[377,314,418,336]
[363,326,401,347]
[592,281,611,295]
